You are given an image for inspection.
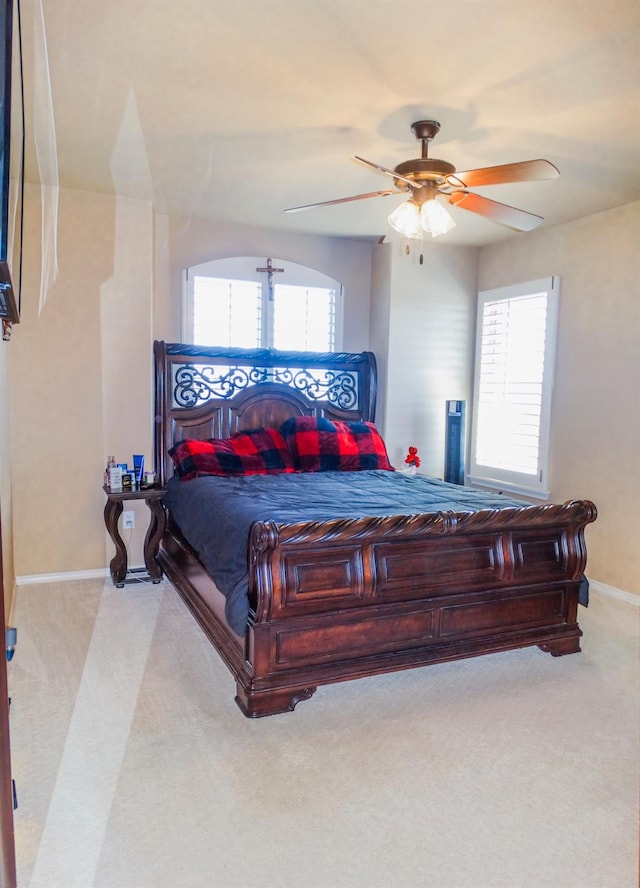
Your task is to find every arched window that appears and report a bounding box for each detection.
[183,257,343,352]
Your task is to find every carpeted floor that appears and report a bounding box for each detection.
[7,578,639,888]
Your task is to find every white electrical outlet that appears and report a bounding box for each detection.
[122,510,135,530]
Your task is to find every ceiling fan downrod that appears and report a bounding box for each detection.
[411,120,441,159]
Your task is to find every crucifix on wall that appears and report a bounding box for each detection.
[256,257,284,300]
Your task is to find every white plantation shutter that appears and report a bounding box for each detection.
[192,277,262,348]
[469,277,559,498]
[272,284,336,351]
[187,270,339,352]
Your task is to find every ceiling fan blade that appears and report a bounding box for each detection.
[448,191,544,231]
[353,156,416,190]
[284,189,399,213]
[448,159,559,189]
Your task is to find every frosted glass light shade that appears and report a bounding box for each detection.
[420,198,456,237]
[388,200,422,239]
[389,195,456,240]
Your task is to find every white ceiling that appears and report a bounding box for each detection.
[18,0,640,246]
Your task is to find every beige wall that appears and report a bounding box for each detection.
[8,185,373,578]
[478,202,640,595]
[154,213,373,349]
[9,185,128,575]
[7,181,639,599]
[371,241,477,476]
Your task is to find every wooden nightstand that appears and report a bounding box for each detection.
[103,486,166,587]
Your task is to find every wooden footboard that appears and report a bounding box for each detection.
[226,499,595,716]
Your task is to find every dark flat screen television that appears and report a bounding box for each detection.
[0,0,23,328]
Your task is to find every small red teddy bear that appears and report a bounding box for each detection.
[404,446,421,468]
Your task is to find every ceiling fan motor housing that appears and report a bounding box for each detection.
[393,157,456,188]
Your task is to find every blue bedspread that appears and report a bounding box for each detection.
[163,470,534,634]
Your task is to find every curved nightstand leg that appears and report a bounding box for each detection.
[143,497,166,582]
[103,499,127,586]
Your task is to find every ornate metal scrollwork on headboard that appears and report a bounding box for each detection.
[172,363,359,411]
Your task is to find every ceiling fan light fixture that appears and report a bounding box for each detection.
[420,197,456,238]
[387,199,423,239]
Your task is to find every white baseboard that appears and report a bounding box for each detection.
[16,568,110,585]
[15,565,150,586]
[588,578,639,607]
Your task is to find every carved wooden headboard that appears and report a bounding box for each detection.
[153,341,378,486]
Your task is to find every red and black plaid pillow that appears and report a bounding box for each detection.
[170,428,295,480]
[280,416,393,472]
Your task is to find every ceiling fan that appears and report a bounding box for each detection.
[284,120,559,239]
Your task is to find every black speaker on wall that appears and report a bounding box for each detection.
[444,400,466,485]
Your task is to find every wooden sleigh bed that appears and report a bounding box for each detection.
[153,340,597,717]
